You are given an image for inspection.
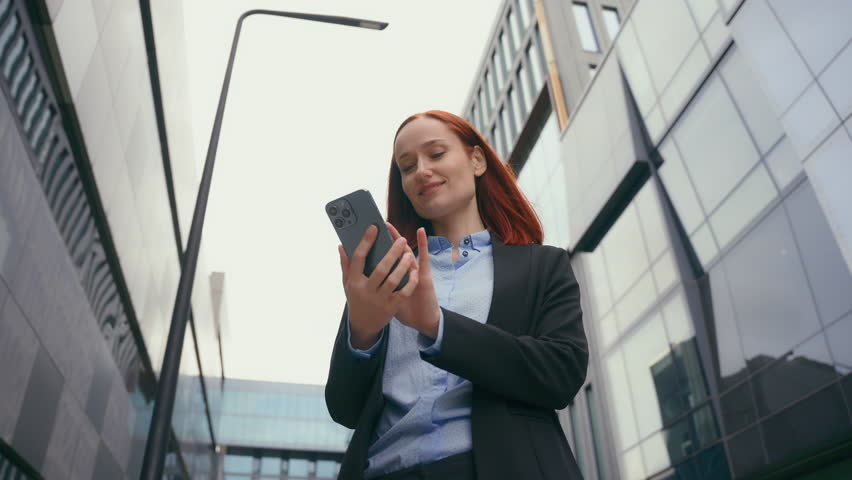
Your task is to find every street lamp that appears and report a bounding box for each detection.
[139,9,387,480]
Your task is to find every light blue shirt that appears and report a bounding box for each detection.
[346,229,494,478]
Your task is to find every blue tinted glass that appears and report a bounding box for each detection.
[288,458,309,477]
[260,456,280,475]
[316,460,337,478]
[224,455,253,473]
[785,180,852,325]
[722,204,822,365]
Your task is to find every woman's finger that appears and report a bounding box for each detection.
[416,227,432,277]
[350,225,378,279]
[379,252,414,297]
[387,222,402,241]
[393,264,420,299]
[367,237,407,292]
[338,244,350,285]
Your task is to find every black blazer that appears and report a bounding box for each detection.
[325,232,589,480]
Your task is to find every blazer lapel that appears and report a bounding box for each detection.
[485,231,529,332]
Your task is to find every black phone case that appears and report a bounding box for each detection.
[326,189,409,290]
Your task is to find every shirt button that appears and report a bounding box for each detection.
[462,250,469,257]
[463,238,470,245]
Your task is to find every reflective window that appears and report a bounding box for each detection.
[573,2,600,52]
[485,70,497,111]
[518,0,533,28]
[509,88,523,136]
[672,75,761,213]
[260,456,280,475]
[518,64,535,111]
[501,106,515,147]
[224,455,253,473]
[630,0,699,93]
[751,332,836,417]
[529,31,547,90]
[602,7,621,41]
[585,386,610,480]
[785,181,852,325]
[288,458,309,478]
[508,10,522,51]
[316,460,338,478]
[478,88,490,126]
[500,32,513,75]
[718,45,784,154]
[492,52,504,93]
[722,204,822,363]
[568,402,587,477]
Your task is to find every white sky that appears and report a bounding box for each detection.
[182,1,504,385]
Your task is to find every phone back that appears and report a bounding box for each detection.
[326,189,395,278]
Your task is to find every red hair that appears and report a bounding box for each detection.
[387,110,543,247]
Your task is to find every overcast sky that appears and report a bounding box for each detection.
[182,0,504,385]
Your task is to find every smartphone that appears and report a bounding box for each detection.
[325,189,409,291]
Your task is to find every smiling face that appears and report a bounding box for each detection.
[393,116,487,224]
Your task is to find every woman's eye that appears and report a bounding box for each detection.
[401,164,414,173]
[431,151,445,159]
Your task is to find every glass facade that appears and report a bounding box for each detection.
[0,0,221,478]
[217,379,349,480]
[466,0,852,478]
[463,0,547,161]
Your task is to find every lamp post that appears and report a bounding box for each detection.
[139,10,387,480]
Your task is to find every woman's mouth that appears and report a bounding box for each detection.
[420,182,445,196]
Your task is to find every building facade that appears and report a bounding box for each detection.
[462,0,852,478]
[217,380,351,480]
[0,0,223,478]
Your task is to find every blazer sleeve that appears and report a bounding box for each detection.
[421,249,588,410]
[325,304,385,428]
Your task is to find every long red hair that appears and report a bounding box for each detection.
[387,110,543,247]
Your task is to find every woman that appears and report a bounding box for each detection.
[326,110,588,480]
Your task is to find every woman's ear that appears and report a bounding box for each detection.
[472,146,487,177]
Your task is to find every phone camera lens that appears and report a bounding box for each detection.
[342,209,351,218]
[328,206,338,216]
[334,218,344,228]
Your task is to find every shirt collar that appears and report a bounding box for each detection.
[427,229,492,254]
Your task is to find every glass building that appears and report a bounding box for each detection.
[0,0,223,478]
[463,0,852,478]
[217,379,351,480]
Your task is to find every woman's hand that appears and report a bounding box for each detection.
[389,225,441,339]
[339,225,420,349]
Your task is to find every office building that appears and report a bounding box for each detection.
[0,0,223,478]
[217,379,351,480]
[463,0,852,478]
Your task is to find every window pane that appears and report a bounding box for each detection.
[785,181,852,324]
[316,460,337,478]
[500,32,513,75]
[568,403,587,477]
[260,457,280,475]
[605,350,639,450]
[288,458,309,477]
[602,7,621,41]
[509,88,524,134]
[518,0,533,29]
[501,107,515,147]
[485,70,497,110]
[527,44,545,93]
[478,88,490,126]
[589,64,597,78]
[508,10,522,51]
[672,75,760,213]
[224,455,253,473]
[573,3,600,52]
[518,64,535,112]
[586,386,610,480]
[493,52,504,93]
[722,205,822,364]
